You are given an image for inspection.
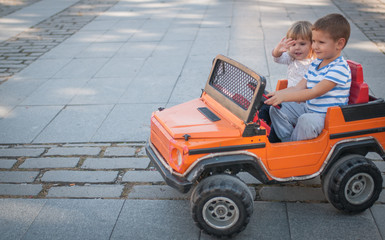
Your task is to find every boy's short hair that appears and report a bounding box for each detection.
[312,13,351,48]
[286,21,313,42]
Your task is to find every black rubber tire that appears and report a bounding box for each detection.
[322,154,382,213]
[190,174,253,238]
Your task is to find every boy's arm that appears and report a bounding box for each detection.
[265,79,337,106]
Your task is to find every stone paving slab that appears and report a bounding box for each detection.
[0,184,42,196]
[0,159,17,168]
[371,204,385,238]
[0,147,45,157]
[22,199,124,240]
[81,157,150,169]
[127,185,190,200]
[0,171,39,183]
[122,170,164,183]
[110,200,201,240]
[47,184,124,198]
[0,199,47,240]
[19,157,80,169]
[41,170,119,183]
[287,203,383,240]
[45,146,101,156]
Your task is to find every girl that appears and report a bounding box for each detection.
[260,20,314,142]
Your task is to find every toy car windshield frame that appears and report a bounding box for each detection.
[204,55,266,123]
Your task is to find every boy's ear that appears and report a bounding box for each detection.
[336,38,346,50]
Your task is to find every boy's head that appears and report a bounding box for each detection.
[312,13,351,49]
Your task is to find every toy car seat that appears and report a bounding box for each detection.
[347,60,369,104]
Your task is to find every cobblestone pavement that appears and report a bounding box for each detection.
[0,0,119,83]
[333,0,385,54]
[0,143,384,201]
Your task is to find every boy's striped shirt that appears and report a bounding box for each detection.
[304,56,351,113]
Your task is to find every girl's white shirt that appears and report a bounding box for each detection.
[273,52,313,87]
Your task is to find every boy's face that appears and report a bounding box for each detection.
[312,30,345,61]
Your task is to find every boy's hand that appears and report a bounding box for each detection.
[264,91,283,108]
[273,37,296,57]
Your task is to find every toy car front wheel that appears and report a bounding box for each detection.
[190,174,253,237]
[322,154,383,213]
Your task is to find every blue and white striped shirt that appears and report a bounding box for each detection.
[304,56,351,113]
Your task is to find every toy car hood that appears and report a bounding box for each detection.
[153,98,243,139]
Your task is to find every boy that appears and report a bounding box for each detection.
[265,13,351,142]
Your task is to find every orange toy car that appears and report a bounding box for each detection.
[146,55,385,237]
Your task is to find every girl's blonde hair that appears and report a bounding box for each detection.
[286,21,315,59]
[286,21,313,41]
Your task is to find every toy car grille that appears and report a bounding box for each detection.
[210,59,258,110]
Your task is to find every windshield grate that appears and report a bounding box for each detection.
[210,60,258,110]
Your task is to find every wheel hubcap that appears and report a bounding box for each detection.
[345,173,374,205]
[202,197,239,230]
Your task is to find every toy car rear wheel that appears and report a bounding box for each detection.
[322,154,382,213]
[190,174,253,237]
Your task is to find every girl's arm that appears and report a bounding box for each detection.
[272,37,296,58]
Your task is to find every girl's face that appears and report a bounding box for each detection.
[288,37,312,60]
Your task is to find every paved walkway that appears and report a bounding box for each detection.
[0,0,384,239]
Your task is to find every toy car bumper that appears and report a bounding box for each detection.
[145,141,193,193]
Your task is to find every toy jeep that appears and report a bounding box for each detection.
[146,55,385,237]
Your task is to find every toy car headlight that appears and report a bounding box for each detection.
[171,148,183,166]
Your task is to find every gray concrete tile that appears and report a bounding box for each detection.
[0,77,48,107]
[103,147,137,156]
[0,199,46,240]
[163,27,199,41]
[79,19,119,32]
[114,41,157,58]
[94,57,145,79]
[127,185,189,199]
[0,106,62,144]
[118,75,175,103]
[259,186,326,202]
[82,157,149,169]
[0,148,45,157]
[287,203,382,240]
[0,184,42,196]
[23,199,124,240]
[40,42,91,59]
[52,58,109,79]
[0,171,39,183]
[122,170,164,183]
[0,159,17,169]
[110,200,200,240]
[45,147,101,156]
[371,204,385,238]
[33,105,114,143]
[69,77,131,105]
[16,58,71,79]
[41,170,118,183]
[19,157,80,169]
[61,30,105,44]
[21,78,90,105]
[152,40,193,57]
[91,103,159,142]
[77,42,124,58]
[47,184,124,198]
[134,55,186,79]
